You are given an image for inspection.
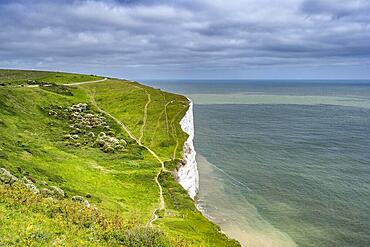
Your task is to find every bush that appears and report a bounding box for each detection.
[114,228,172,247]
[159,139,176,148]
[0,184,178,246]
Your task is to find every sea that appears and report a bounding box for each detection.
[143,80,370,247]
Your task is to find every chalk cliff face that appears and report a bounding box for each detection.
[177,99,199,199]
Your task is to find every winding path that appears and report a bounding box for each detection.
[63,77,107,86]
[89,90,166,227]
[171,108,186,160]
[139,92,151,144]
[6,77,169,227]
[23,78,108,87]
[164,101,172,136]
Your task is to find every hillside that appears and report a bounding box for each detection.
[0,69,240,246]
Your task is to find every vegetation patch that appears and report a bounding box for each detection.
[164,159,183,171]
[40,84,74,96]
[81,80,189,160]
[44,103,126,153]
[0,69,240,246]
[0,183,178,246]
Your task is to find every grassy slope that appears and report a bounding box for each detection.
[0,86,159,220]
[0,70,240,246]
[82,79,189,161]
[0,184,175,246]
[0,69,101,86]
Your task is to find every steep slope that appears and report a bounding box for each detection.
[0,69,240,246]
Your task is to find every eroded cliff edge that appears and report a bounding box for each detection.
[177,98,199,199]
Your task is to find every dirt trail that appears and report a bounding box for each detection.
[89,90,165,227]
[164,101,173,136]
[5,77,108,88]
[63,77,107,86]
[139,92,151,144]
[149,110,165,147]
[10,78,168,227]
[171,109,185,160]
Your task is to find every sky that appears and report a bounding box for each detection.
[1,0,370,80]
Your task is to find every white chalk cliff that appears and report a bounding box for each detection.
[177,99,199,199]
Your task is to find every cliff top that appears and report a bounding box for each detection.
[0,69,240,246]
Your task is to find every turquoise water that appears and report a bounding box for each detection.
[145,80,370,246]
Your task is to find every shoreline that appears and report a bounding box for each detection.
[195,154,298,247]
[176,97,242,245]
[139,80,370,247]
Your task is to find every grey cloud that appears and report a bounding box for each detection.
[0,0,369,79]
[301,0,370,18]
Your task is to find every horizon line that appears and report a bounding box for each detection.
[138,78,370,81]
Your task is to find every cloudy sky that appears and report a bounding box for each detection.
[1,0,370,79]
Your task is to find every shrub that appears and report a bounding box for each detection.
[0,184,179,246]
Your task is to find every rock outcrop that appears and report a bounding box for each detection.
[50,185,65,198]
[0,168,18,185]
[22,176,40,194]
[72,195,90,207]
[0,168,67,200]
[176,99,199,199]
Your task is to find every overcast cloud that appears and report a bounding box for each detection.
[1,0,369,79]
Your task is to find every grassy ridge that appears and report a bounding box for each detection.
[0,69,101,86]
[0,86,160,220]
[82,79,189,160]
[0,69,240,246]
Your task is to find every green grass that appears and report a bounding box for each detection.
[0,69,240,246]
[0,184,179,246]
[157,171,240,246]
[0,86,159,221]
[0,69,102,86]
[82,79,189,161]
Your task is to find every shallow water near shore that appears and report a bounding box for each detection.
[196,154,297,247]
[143,80,370,246]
